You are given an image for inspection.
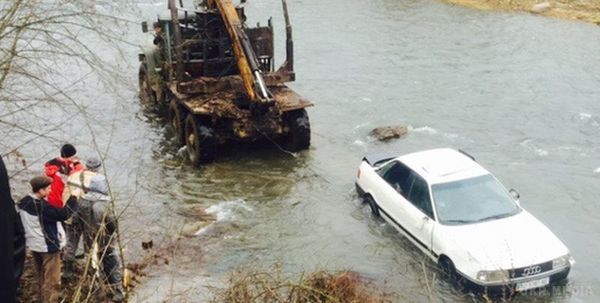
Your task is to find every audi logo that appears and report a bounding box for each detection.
[522,265,542,277]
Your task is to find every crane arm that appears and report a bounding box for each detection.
[206,0,270,103]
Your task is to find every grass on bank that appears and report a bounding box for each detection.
[211,269,397,303]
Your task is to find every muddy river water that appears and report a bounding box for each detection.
[16,0,600,302]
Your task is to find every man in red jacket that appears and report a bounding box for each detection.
[44,144,83,208]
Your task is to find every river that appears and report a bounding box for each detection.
[11,0,600,302]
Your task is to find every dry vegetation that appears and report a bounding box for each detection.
[441,0,600,24]
[212,269,397,303]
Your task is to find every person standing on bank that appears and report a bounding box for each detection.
[44,143,83,208]
[19,176,77,303]
[68,158,125,302]
[0,155,25,302]
[63,158,102,264]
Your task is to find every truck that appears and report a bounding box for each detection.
[138,0,312,165]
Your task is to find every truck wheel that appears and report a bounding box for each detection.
[282,109,310,152]
[169,100,187,146]
[138,64,156,105]
[184,115,217,165]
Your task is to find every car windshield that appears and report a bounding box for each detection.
[431,174,521,225]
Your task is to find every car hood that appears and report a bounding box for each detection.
[441,210,569,270]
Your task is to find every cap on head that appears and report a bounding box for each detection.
[60,144,77,158]
[30,176,52,193]
[85,157,102,170]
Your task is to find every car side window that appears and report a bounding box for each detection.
[376,161,396,178]
[407,173,434,219]
[379,162,412,197]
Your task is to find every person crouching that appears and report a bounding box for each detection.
[19,176,77,303]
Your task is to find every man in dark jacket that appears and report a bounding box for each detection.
[19,176,77,303]
[0,155,24,302]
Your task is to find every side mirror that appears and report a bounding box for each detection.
[141,21,148,33]
[509,189,520,202]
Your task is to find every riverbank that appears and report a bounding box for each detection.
[441,0,600,24]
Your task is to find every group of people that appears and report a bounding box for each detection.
[6,144,124,302]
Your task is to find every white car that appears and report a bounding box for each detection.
[355,148,574,292]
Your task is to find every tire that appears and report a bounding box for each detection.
[282,109,310,152]
[439,257,465,288]
[169,100,187,146]
[439,257,456,280]
[184,115,217,165]
[363,195,380,217]
[138,64,156,105]
[138,64,145,90]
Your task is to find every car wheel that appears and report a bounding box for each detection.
[363,195,380,217]
[439,257,456,279]
[439,257,465,288]
[184,115,217,165]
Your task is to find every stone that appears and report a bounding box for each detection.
[369,125,408,142]
[531,2,551,14]
[181,221,211,237]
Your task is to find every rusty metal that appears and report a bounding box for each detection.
[176,71,296,95]
[281,0,294,73]
[182,85,311,116]
[169,0,185,84]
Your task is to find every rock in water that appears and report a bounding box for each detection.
[369,126,408,142]
[181,221,211,237]
[531,2,551,14]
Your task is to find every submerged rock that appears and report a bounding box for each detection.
[531,2,551,14]
[177,205,217,221]
[369,125,408,142]
[181,221,212,237]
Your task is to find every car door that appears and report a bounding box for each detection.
[400,171,436,256]
[370,161,421,240]
[372,161,409,216]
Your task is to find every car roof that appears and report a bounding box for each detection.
[396,148,490,184]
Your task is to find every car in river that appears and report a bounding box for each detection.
[355,148,574,293]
